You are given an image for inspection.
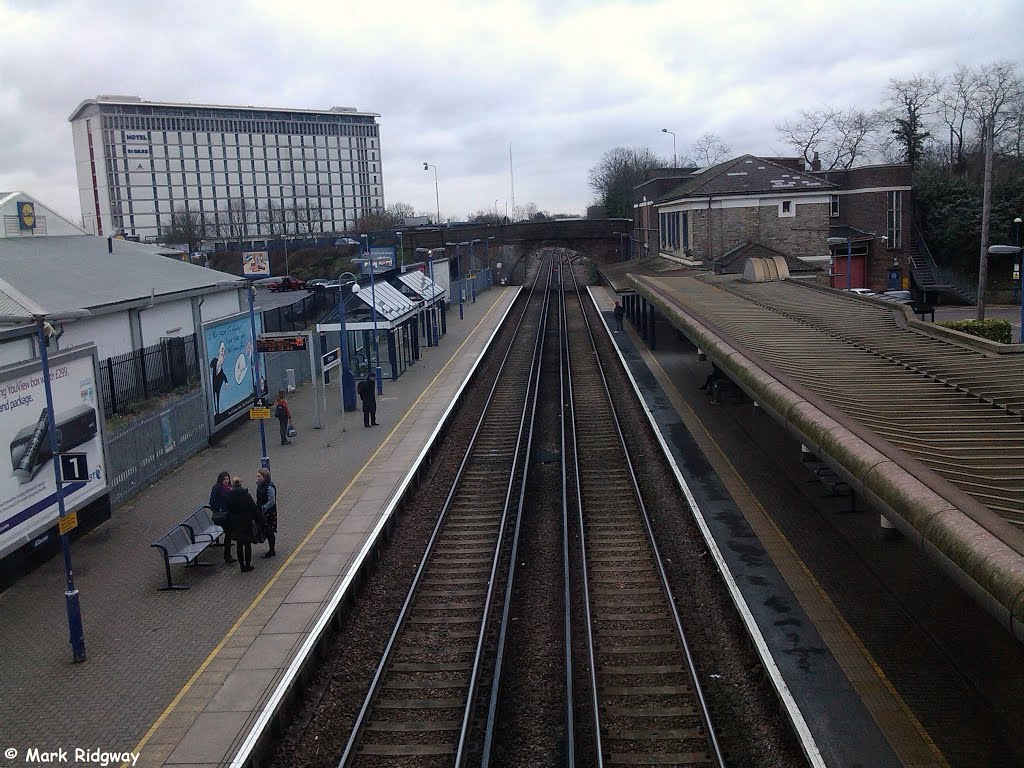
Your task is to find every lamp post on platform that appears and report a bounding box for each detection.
[827,236,853,291]
[446,241,467,319]
[661,128,676,167]
[336,271,358,411]
[246,282,269,469]
[358,235,383,394]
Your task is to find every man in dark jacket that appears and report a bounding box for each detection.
[357,372,378,428]
[613,301,625,332]
[226,477,258,572]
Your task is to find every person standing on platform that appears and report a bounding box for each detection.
[226,477,258,572]
[256,468,277,558]
[274,389,292,445]
[613,301,625,333]
[358,372,378,428]
[209,471,234,564]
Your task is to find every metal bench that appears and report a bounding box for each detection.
[181,505,224,546]
[911,302,935,322]
[802,456,850,497]
[151,524,214,591]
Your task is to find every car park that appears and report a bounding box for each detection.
[267,276,307,292]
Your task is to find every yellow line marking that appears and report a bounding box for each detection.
[127,293,510,765]
[624,318,949,768]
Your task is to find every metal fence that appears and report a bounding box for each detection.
[106,390,209,507]
[261,291,335,333]
[99,335,199,417]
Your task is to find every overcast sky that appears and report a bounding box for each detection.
[0,0,1018,225]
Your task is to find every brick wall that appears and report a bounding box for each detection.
[689,201,830,264]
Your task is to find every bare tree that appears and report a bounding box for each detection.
[884,74,942,167]
[937,65,981,169]
[972,60,1022,139]
[588,146,662,218]
[777,106,881,169]
[160,205,209,252]
[689,132,732,166]
[353,202,419,233]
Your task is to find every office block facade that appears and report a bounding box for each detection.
[69,95,384,241]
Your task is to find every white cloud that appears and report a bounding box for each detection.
[0,0,1019,224]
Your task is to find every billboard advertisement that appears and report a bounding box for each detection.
[242,251,270,278]
[203,311,262,431]
[0,346,108,559]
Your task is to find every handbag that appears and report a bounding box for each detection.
[286,423,297,439]
[211,509,228,526]
[251,519,266,544]
[275,403,285,418]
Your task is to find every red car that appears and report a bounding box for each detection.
[268,276,306,292]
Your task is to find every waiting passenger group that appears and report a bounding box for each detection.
[208,468,279,573]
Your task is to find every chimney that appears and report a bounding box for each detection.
[107,236,113,253]
[811,152,821,172]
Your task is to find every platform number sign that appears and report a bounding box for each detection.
[59,452,90,484]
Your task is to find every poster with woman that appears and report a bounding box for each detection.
[203,311,262,430]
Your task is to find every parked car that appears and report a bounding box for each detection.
[334,237,359,246]
[845,288,877,296]
[268,276,307,292]
[882,290,913,303]
[305,278,331,288]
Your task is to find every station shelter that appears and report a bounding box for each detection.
[318,280,421,382]
[395,269,447,348]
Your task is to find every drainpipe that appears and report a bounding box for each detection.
[707,197,713,265]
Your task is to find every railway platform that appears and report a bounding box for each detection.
[0,286,519,768]
[592,284,1021,767]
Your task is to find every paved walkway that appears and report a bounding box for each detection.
[0,287,518,768]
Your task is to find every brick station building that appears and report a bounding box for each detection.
[636,155,912,292]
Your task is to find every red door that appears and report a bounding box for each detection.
[830,254,867,289]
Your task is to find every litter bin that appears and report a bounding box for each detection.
[285,368,296,393]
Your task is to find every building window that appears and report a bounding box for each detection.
[886,191,902,249]
[780,200,793,216]
[830,194,839,217]
[659,211,681,250]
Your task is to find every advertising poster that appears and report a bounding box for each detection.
[203,311,262,431]
[0,347,108,559]
[242,251,270,278]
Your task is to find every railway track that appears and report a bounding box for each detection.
[337,259,553,766]
[563,263,725,767]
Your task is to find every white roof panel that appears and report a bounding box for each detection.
[354,281,419,323]
[398,270,445,301]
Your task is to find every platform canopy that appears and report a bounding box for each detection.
[397,270,445,303]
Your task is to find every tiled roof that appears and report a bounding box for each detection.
[657,155,837,202]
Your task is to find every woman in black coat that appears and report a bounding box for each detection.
[226,477,258,572]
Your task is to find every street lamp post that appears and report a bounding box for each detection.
[990,242,1024,342]
[424,163,441,227]
[396,231,404,273]
[446,242,466,319]
[1017,217,1023,336]
[470,239,481,302]
[336,271,357,411]
[360,234,383,394]
[661,128,676,167]
[36,314,89,663]
[827,236,853,291]
[246,283,270,469]
[415,247,442,346]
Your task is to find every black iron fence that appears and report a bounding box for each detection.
[99,335,200,417]
[261,290,335,333]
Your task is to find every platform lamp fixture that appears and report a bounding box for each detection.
[989,240,1024,342]
[0,302,95,663]
[358,234,384,394]
[826,236,853,291]
[414,247,442,346]
[661,128,676,168]
[446,241,467,319]
[336,271,358,411]
[470,239,481,303]
[245,281,270,470]
[424,162,441,227]
[396,231,404,273]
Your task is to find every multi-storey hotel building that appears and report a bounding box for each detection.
[69,95,384,241]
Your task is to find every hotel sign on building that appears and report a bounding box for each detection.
[69,95,384,241]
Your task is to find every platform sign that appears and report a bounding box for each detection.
[242,251,270,277]
[249,407,272,420]
[322,348,340,372]
[59,453,90,483]
[58,512,78,536]
[257,335,307,353]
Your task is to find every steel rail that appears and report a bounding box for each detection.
[338,259,551,766]
[567,267,726,767]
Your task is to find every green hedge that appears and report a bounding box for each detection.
[936,319,1012,344]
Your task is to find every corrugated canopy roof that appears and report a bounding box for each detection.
[397,270,445,302]
[352,281,419,323]
[0,235,244,318]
